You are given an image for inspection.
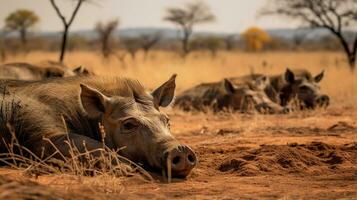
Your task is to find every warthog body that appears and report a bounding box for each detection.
[0,75,196,177]
[0,62,93,81]
[175,76,288,114]
[228,74,280,104]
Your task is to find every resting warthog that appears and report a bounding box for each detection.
[175,77,288,114]
[270,69,329,108]
[228,74,280,104]
[0,62,92,80]
[0,75,196,177]
[234,69,330,109]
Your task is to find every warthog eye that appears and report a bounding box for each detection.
[161,116,171,128]
[121,118,139,133]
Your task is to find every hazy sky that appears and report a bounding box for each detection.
[0,0,299,33]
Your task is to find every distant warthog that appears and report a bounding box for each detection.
[175,76,289,114]
[0,75,196,178]
[270,69,329,108]
[233,69,330,109]
[42,61,95,76]
[0,62,92,80]
[228,74,280,104]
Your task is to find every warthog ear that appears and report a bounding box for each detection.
[223,79,236,94]
[73,66,84,74]
[284,68,295,84]
[79,84,110,119]
[73,66,90,75]
[152,74,177,108]
[314,70,324,83]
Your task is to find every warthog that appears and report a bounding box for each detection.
[269,69,329,108]
[0,62,92,80]
[228,74,280,104]
[0,75,196,177]
[232,69,330,109]
[43,61,95,76]
[175,76,288,114]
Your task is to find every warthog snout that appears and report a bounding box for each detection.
[315,95,329,107]
[163,145,197,177]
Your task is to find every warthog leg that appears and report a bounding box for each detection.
[46,133,105,159]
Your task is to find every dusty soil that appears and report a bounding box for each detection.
[0,107,356,199]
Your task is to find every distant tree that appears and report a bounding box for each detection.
[138,33,161,59]
[164,1,215,56]
[223,34,236,51]
[95,19,119,58]
[292,29,309,49]
[261,0,357,70]
[4,9,39,46]
[50,0,86,63]
[121,38,141,60]
[190,36,224,57]
[242,27,271,52]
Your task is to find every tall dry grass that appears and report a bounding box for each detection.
[4,50,357,106]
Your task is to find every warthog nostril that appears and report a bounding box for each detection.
[321,96,329,102]
[172,156,181,165]
[187,154,196,164]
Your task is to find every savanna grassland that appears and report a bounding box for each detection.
[1,50,357,199]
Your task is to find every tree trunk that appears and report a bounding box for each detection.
[348,54,356,71]
[102,35,109,58]
[182,28,191,57]
[182,35,189,56]
[350,36,357,71]
[143,49,149,60]
[59,26,69,63]
[334,32,356,71]
[20,28,27,46]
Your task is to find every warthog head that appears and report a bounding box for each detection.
[44,64,93,79]
[79,75,196,177]
[280,69,329,109]
[215,78,289,114]
[72,66,94,76]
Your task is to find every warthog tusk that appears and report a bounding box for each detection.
[167,152,172,183]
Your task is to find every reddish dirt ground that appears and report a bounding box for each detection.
[0,107,357,199]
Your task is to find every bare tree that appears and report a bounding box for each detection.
[120,38,141,60]
[261,0,357,70]
[224,34,236,51]
[164,1,215,56]
[138,33,161,59]
[95,19,119,58]
[50,0,85,63]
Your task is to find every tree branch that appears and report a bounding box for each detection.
[50,0,84,27]
[49,0,67,26]
[68,0,84,26]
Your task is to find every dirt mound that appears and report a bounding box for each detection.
[0,175,66,200]
[218,142,357,176]
[0,175,107,200]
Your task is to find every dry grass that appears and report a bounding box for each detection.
[4,50,357,107]
[0,119,153,199]
[1,50,356,199]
